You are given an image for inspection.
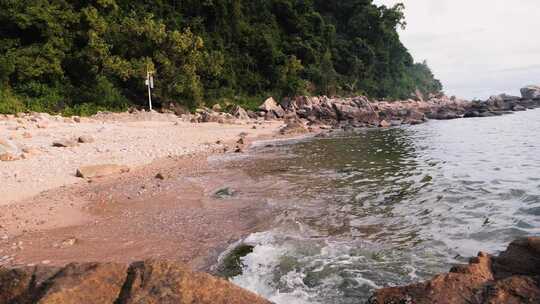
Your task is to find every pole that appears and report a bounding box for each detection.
[147,70,153,111]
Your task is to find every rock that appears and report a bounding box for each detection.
[379,120,391,128]
[52,139,78,148]
[214,187,236,198]
[231,105,250,120]
[61,237,78,247]
[0,153,18,161]
[513,104,527,111]
[259,97,285,118]
[77,135,94,143]
[76,164,130,178]
[237,138,245,145]
[521,85,540,99]
[36,122,48,129]
[155,173,165,180]
[234,146,243,153]
[0,260,270,304]
[0,138,20,161]
[22,132,32,139]
[369,237,540,304]
[73,116,81,123]
[211,104,222,112]
[280,119,308,135]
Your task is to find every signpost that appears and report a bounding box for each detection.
[145,68,154,111]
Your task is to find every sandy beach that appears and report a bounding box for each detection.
[0,111,290,270]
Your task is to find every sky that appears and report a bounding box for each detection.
[373,0,540,99]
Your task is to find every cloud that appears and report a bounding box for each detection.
[373,0,540,99]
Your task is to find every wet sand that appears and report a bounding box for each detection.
[0,111,309,271]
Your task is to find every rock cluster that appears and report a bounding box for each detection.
[369,237,540,304]
[0,260,270,304]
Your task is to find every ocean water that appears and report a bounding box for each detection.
[226,109,540,303]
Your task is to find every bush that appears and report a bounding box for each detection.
[0,88,25,114]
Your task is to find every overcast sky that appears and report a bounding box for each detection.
[373,0,540,99]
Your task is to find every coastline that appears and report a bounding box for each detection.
[1,92,540,302]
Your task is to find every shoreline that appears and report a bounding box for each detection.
[0,113,314,272]
[1,92,540,302]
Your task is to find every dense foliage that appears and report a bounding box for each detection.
[0,0,442,115]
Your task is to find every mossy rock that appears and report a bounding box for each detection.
[216,244,254,278]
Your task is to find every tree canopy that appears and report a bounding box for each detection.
[0,0,442,115]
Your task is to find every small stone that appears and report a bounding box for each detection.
[155,173,165,180]
[22,132,32,138]
[53,139,78,148]
[41,260,51,264]
[234,146,243,153]
[237,138,245,145]
[37,122,48,129]
[78,135,95,143]
[0,153,18,161]
[61,237,78,247]
[73,116,81,123]
[76,164,130,178]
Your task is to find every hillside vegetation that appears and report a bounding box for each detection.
[0,0,442,115]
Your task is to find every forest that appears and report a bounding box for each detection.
[0,0,442,115]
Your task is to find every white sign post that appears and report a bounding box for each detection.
[145,69,154,111]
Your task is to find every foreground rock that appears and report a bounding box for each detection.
[0,260,271,304]
[76,164,130,178]
[369,237,540,304]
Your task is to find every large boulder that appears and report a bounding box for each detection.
[0,260,271,304]
[230,105,250,120]
[521,85,540,99]
[369,237,540,304]
[259,97,285,118]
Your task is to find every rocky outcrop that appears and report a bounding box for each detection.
[0,260,271,304]
[369,237,540,304]
[521,85,540,100]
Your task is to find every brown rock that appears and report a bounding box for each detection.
[53,139,78,148]
[76,164,130,178]
[155,173,165,180]
[0,153,19,161]
[259,97,285,118]
[280,120,308,135]
[379,120,391,128]
[0,260,271,304]
[77,135,95,144]
[369,237,540,304]
[231,105,250,120]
